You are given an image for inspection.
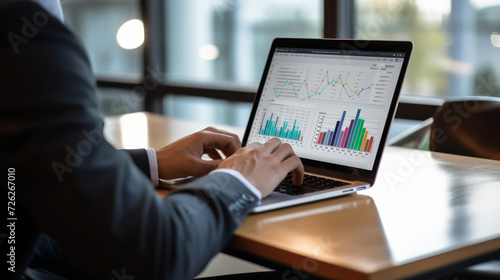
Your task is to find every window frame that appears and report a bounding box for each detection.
[95,0,441,120]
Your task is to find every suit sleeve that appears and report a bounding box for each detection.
[0,2,258,279]
[122,149,151,179]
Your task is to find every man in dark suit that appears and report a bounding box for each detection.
[0,1,303,279]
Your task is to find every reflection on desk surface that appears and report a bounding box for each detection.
[232,148,500,280]
[234,194,391,272]
[105,113,500,280]
[366,148,500,266]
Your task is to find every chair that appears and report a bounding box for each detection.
[386,117,433,149]
[430,97,500,160]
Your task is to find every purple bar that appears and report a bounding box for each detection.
[345,119,355,145]
[338,131,344,147]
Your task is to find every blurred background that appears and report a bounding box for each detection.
[60,0,500,134]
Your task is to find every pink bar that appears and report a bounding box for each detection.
[341,127,349,147]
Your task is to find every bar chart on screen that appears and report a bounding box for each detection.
[259,113,304,141]
[311,108,381,156]
[253,103,312,148]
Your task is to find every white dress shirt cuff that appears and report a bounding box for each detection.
[145,148,159,187]
[210,169,262,201]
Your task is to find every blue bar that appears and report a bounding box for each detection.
[332,121,340,147]
[275,117,279,136]
[269,113,274,135]
[323,130,330,145]
[328,130,335,146]
[334,111,346,146]
[259,112,266,135]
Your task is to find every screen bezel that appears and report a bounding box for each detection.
[242,38,413,185]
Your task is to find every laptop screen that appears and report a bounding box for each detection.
[245,46,407,171]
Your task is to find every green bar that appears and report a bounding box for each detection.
[355,120,365,150]
[357,127,366,150]
[354,120,365,150]
[282,122,288,138]
[350,119,362,149]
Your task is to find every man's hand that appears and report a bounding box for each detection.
[218,138,304,198]
[156,127,241,180]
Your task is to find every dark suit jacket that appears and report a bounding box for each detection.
[0,2,258,279]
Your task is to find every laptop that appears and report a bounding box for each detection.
[244,38,413,212]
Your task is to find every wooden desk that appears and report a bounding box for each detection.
[105,112,500,280]
[104,111,245,149]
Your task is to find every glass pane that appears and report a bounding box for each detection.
[163,95,252,127]
[355,0,500,98]
[61,0,142,77]
[165,0,323,87]
[97,88,145,116]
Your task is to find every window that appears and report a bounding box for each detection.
[59,0,499,126]
[165,0,323,87]
[61,0,144,116]
[355,0,500,98]
[61,0,142,78]
[162,0,323,126]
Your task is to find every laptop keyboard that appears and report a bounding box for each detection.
[274,174,351,196]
